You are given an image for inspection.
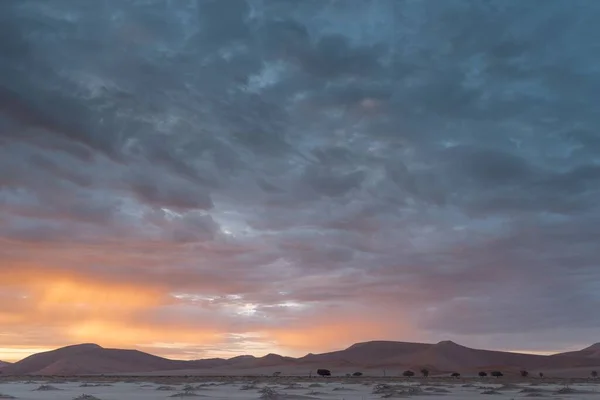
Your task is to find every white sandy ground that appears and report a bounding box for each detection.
[1,379,600,400]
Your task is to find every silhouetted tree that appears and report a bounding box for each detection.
[539,372,544,378]
[420,368,429,378]
[451,372,461,378]
[402,370,415,377]
[520,370,529,377]
[317,369,331,377]
[478,371,488,377]
[491,371,503,378]
[352,372,363,377]
[592,370,598,378]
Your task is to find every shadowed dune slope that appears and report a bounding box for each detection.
[553,343,600,359]
[2,344,211,375]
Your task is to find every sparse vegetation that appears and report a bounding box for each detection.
[556,386,579,394]
[402,370,415,377]
[258,386,279,400]
[240,381,258,390]
[352,371,363,377]
[450,372,461,378]
[479,371,488,377]
[34,384,62,391]
[592,370,598,378]
[420,368,429,377]
[72,395,102,400]
[539,372,544,378]
[169,392,201,397]
[491,371,504,378]
[156,385,176,391]
[373,384,422,398]
[520,370,529,377]
[317,368,331,377]
[283,383,301,389]
[80,383,112,387]
[272,371,281,377]
[373,384,392,395]
[481,389,500,395]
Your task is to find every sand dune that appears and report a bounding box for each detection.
[554,343,600,359]
[3,341,600,376]
[2,344,191,375]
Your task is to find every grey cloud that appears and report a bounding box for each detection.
[441,146,534,186]
[170,213,220,243]
[302,166,365,198]
[128,172,213,211]
[1,0,600,353]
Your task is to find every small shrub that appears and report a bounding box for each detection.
[34,385,62,391]
[72,395,101,400]
[372,384,392,395]
[156,386,176,391]
[240,382,258,390]
[258,386,279,400]
[402,370,415,377]
[479,371,488,377]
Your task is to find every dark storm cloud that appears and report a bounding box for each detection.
[1,0,600,354]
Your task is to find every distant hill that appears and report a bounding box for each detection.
[2,343,209,375]
[3,340,600,376]
[553,343,600,359]
[297,340,430,367]
[298,340,600,373]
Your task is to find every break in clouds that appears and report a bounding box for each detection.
[1,0,600,359]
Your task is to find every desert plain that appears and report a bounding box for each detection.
[2,376,600,400]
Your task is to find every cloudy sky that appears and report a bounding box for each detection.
[1,0,599,362]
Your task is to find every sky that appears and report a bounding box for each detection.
[1,0,600,363]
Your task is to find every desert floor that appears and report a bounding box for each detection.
[1,377,600,400]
